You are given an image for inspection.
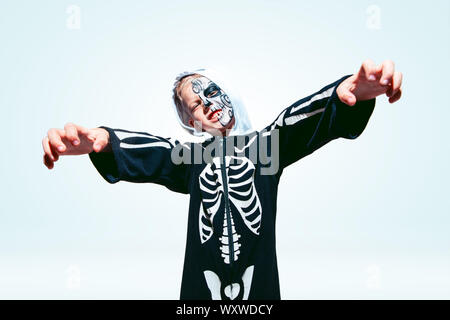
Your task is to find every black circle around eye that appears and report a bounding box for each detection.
[204,84,221,98]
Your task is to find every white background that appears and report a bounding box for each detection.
[0,0,449,299]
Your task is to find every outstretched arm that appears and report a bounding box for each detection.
[264,59,403,170]
[42,123,192,194]
[88,126,192,194]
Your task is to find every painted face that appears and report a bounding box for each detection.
[191,76,234,127]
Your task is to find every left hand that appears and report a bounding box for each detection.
[337,59,403,106]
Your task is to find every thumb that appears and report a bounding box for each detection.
[344,92,357,106]
[92,133,109,153]
[85,129,103,152]
[93,137,106,152]
[338,86,357,106]
[86,129,97,143]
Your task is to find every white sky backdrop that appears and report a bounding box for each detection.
[0,0,449,299]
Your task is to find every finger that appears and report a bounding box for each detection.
[346,93,357,106]
[389,88,402,104]
[42,136,59,161]
[64,122,81,146]
[341,88,357,106]
[86,128,98,142]
[92,133,109,153]
[375,63,383,74]
[43,154,54,169]
[359,59,377,81]
[389,71,403,97]
[44,154,54,169]
[380,60,395,86]
[47,128,67,153]
[385,71,403,98]
[75,124,95,141]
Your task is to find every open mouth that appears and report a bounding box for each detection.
[208,109,222,121]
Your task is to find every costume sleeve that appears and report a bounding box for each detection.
[263,74,376,169]
[88,126,191,194]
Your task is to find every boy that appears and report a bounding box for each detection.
[42,59,403,299]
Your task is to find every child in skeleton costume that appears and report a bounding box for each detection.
[88,68,377,300]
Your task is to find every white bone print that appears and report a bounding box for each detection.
[227,157,262,235]
[203,265,255,300]
[199,156,262,264]
[219,209,241,264]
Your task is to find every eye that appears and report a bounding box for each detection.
[207,90,218,98]
[191,104,200,112]
[205,84,221,98]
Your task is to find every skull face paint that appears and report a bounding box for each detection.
[191,76,234,127]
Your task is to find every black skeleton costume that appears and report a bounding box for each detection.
[89,69,376,299]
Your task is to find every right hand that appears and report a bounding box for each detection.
[42,123,110,170]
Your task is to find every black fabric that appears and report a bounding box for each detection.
[88,75,376,300]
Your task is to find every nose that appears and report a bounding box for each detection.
[203,100,212,113]
[204,99,212,108]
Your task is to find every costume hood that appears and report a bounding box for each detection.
[172,67,253,140]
